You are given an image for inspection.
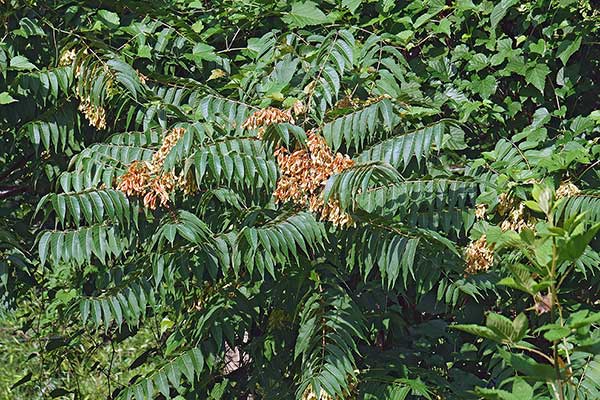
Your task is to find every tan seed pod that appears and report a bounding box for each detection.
[59,49,77,67]
[292,100,306,116]
[475,204,487,220]
[117,127,187,209]
[78,100,107,130]
[117,161,151,197]
[242,107,294,135]
[556,180,580,199]
[497,192,515,216]
[273,131,354,227]
[464,235,494,275]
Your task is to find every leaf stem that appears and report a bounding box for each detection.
[550,237,565,400]
[512,344,555,365]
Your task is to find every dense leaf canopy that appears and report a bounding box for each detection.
[1,0,599,399]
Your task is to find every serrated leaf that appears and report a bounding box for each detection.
[342,0,361,13]
[283,2,329,28]
[490,0,518,30]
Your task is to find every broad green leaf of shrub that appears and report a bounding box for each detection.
[283,1,329,28]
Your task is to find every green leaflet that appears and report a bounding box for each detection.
[322,99,395,152]
[120,348,205,400]
[354,122,445,169]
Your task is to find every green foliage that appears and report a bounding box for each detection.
[1,0,599,399]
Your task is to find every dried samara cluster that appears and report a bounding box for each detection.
[464,235,494,275]
[497,192,536,233]
[301,387,334,400]
[78,100,107,130]
[555,180,580,199]
[274,132,355,227]
[241,107,294,137]
[117,127,193,209]
[62,49,108,130]
[242,107,354,227]
[466,191,533,275]
[58,48,77,67]
[464,181,581,275]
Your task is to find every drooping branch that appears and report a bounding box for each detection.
[0,185,29,200]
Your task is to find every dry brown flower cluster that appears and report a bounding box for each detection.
[117,127,190,209]
[464,235,494,275]
[310,197,354,228]
[292,100,306,116]
[241,107,294,137]
[78,100,107,130]
[335,94,361,109]
[136,70,148,85]
[496,192,515,216]
[59,49,77,67]
[149,127,186,174]
[241,107,354,226]
[71,51,111,130]
[273,131,355,227]
[65,49,126,132]
[497,192,534,232]
[363,93,392,106]
[556,180,580,199]
[118,161,175,209]
[144,173,176,210]
[71,48,90,78]
[116,161,150,195]
[500,203,534,232]
[301,387,334,400]
[475,203,487,220]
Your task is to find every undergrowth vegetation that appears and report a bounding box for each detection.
[1,0,599,399]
